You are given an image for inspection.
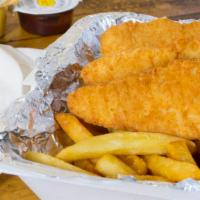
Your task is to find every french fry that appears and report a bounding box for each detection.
[186,140,197,154]
[195,140,200,152]
[91,158,99,164]
[56,132,195,162]
[119,155,147,175]
[80,120,108,136]
[24,151,94,176]
[95,154,136,178]
[144,155,200,182]
[74,160,97,174]
[55,129,74,147]
[167,141,196,164]
[134,175,169,182]
[55,113,98,173]
[55,113,93,143]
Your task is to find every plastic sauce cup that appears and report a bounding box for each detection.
[18,9,74,36]
[15,0,81,36]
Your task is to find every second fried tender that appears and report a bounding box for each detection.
[82,39,200,85]
[81,48,177,85]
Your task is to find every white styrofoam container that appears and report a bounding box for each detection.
[20,176,200,200]
[0,158,200,200]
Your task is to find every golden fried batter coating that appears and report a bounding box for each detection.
[68,60,200,140]
[81,48,177,84]
[100,18,200,55]
[82,39,200,85]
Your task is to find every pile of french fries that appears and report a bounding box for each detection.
[24,113,200,183]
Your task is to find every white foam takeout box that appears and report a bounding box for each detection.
[1,157,200,200]
[1,13,200,200]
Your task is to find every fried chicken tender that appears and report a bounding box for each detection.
[177,39,200,59]
[100,18,200,55]
[183,21,200,41]
[82,40,200,85]
[81,48,177,85]
[68,60,200,140]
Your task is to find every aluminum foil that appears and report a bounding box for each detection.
[1,12,200,193]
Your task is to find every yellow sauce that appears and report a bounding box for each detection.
[37,0,56,7]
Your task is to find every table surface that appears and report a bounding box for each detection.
[0,0,200,199]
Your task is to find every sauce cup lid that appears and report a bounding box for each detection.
[14,0,81,15]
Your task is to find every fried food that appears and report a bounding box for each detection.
[68,60,200,139]
[82,40,200,85]
[55,113,98,173]
[95,154,136,178]
[56,113,149,175]
[134,175,169,182]
[167,141,196,164]
[183,21,200,41]
[55,113,93,143]
[144,155,200,182]
[24,151,94,175]
[119,155,147,175]
[56,132,194,162]
[100,18,181,55]
[100,18,200,55]
[81,48,177,85]
[55,129,74,147]
[177,39,200,59]
[74,159,97,174]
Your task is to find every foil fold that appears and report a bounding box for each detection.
[1,12,200,192]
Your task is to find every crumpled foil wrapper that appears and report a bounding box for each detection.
[1,12,200,193]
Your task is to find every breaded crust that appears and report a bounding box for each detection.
[68,60,200,139]
[100,18,200,55]
[81,48,177,84]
